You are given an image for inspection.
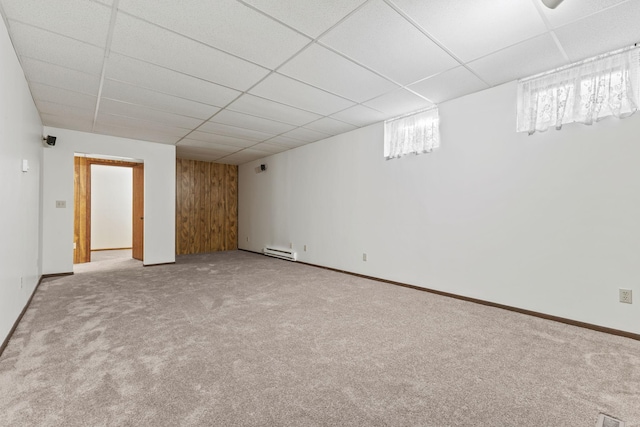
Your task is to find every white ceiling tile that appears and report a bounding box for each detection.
[29,83,97,110]
[227,94,322,126]
[249,141,291,155]
[467,34,568,86]
[240,147,274,157]
[96,113,190,138]
[363,89,433,117]
[110,14,269,91]
[210,110,296,134]
[36,100,95,121]
[176,146,230,162]
[2,0,112,47]
[94,123,182,144]
[541,0,628,29]
[554,1,640,62]
[187,131,256,148]
[278,43,398,102]
[177,139,240,154]
[216,149,271,165]
[390,0,547,63]
[249,73,355,115]
[21,57,100,96]
[409,66,489,104]
[99,99,204,129]
[105,53,241,107]
[281,127,331,143]
[303,117,358,135]
[118,0,310,69]
[241,0,366,38]
[320,0,458,85]
[40,113,94,133]
[8,21,105,75]
[265,135,310,148]
[101,79,220,119]
[329,104,387,127]
[197,121,275,142]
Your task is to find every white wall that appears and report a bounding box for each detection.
[239,81,640,335]
[91,165,133,250]
[42,127,175,273]
[0,17,43,344]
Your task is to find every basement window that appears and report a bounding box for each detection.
[384,108,440,159]
[517,46,640,135]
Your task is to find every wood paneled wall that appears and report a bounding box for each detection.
[176,159,238,255]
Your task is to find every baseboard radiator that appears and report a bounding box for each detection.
[263,247,297,262]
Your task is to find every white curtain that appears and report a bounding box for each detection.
[384,108,440,159]
[517,46,640,134]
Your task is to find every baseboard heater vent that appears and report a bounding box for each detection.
[597,413,625,427]
[263,247,297,262]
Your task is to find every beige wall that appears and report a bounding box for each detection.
[0,17,44,345]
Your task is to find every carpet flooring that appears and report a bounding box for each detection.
[1,250,638,426]
[89,249,133,263]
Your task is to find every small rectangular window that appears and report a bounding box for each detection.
[517,46,640,134]
[384,108,440,160]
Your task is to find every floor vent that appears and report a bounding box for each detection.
[263,247,297,262]
[596,413,625,427]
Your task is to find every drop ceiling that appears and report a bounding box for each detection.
[1,0,639,164]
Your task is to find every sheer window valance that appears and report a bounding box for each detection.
[384,108,440,159]
[517,46,640,134]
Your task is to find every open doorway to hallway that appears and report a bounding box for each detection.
[73,154,144,267]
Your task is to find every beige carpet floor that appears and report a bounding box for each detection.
[1,250,638,426]
[89,249,133,264]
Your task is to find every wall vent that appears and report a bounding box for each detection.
[596,413,625,427]
[263,247,297,262]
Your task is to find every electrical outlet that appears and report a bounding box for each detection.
[363,253,367,262]
[619,289,632,304]
[55,200,66,208]
[289,242,293,249]
[246,237,249,242]
[304,245,307,252]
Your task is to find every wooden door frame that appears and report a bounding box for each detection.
[73,157,143,264]
[132,164,144,261]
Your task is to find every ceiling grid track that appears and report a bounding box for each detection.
[176,0,380,162]
[92,0,120,131]
[382,0,491,90]
[530,0,570,62]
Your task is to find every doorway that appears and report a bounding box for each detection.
[73,156,144,264]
